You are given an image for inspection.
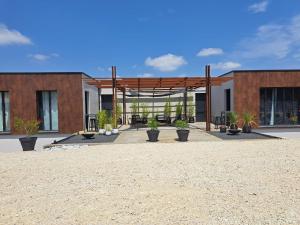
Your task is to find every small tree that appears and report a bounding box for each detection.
[116,103,122,120]
[130,99,138,115]
[97,110,108,129]
[175,102,182,119]
[141,103,150,118]
[164,99,172,118]
[187,101,194,118]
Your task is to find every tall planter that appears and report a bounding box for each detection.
[19,137,38,151]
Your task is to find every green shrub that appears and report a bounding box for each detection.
[130,99,138,115]
[164,99,172,117]
[175,120,188,129]
[97,110,108,129]
[147,117,158,130]
[243,112,256,127]
[227,111,238,125]
[14,117,40,136]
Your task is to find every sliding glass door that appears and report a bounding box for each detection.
[37,91,58,131]
[0,91,10,132]
[260,88,300,125]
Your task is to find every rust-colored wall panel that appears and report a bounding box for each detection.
[233,71,300,126]
[0,74,84,134]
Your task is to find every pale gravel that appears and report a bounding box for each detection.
[0,139,300,225]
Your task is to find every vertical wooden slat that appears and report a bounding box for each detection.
[122,88,126,125]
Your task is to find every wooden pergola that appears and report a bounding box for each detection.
[85,65,232,131]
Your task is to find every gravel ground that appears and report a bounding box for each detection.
[1,139,300,225]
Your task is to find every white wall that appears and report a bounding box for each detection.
[82,81,99,128]
[211,78,234,117]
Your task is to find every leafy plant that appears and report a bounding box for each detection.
[97,110,108,129]
[175,102,182,117]
[141,103,150,118]
[290,115,298,125]
[14,117,40,136]
[116,103,122,119]
[227,111,238,125]
[147,117,158,130]
[175,120,188,130]
[106,116,112,131]
[242,112,257,127]
[130,99,138,115]
[187,102,195,118]
[164,99,172,117]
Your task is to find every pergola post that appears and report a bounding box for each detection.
[205,65,212,131]
[183,87,188,120]
[138,78,140,115]
[112,66,117,128]
[122,88,126,125]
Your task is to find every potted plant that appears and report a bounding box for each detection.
[175,120,189,142]
[147,117,159,142]
[187,100,195,123]
[130,99,138,116]
[141,103,150,124]
[14,117,40,151]
[97,110,107,134]
[175,102,182,121]
[227,112,241,135]
[242,112,257,133]
[105,116,112,135]
[290,115,298,125]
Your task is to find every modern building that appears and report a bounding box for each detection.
[0,69,300,134]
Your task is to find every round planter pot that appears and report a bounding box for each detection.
[147,129,160,142]
[112,128,119,134]
[81,133,95,139]
[228,129,241,135]
[19,137,37,151]
[242,125,252,133]
[98,129,106,134]
[176,129,190,142]
[105,131,112,136]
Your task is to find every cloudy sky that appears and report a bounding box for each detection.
[0,0,300,77]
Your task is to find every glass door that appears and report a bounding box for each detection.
[0,91,10,132]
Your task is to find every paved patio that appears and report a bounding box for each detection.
[254,128,300,139]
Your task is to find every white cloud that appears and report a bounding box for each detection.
[238,14,300,59]
[248,1,269,13]
[0,24,32,45]
[211,61,241,71]
[28,53,59,61]
[137,73,154,78]
[145,53,187,72]
[197,48,224,57]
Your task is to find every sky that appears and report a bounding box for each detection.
[0,0,300,77]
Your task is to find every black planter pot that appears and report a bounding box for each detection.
[228,129,241,135]
[147,129,160,142]
[176,129,190,142]
[188,117,195,123]
[81,133,95,139]
[242,125,252,133]
[220,126,227,133]
[19,137,38,151]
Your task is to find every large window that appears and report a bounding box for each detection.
[37,91,58,131]
[0,91,10,132]
[260,88,300,125]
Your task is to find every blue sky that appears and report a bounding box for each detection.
[0,0,300,77]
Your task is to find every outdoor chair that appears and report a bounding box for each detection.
[86,114,98,131]
[214,116,221,129]
[155,115,171,124]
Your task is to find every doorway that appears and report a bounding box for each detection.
[195,93,206,122]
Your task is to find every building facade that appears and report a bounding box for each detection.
[1,70,300,134]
